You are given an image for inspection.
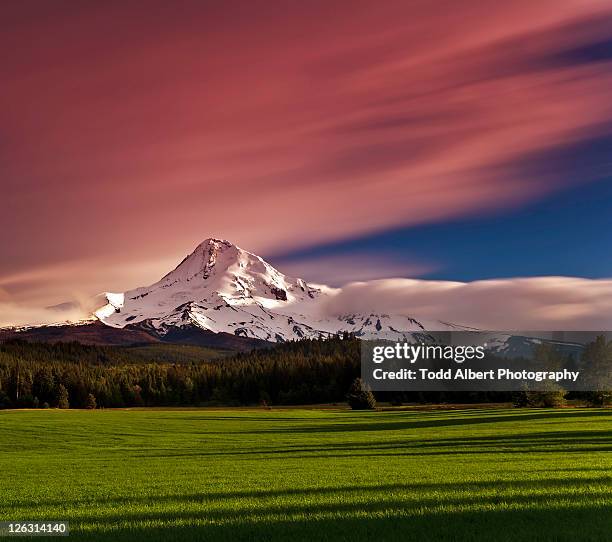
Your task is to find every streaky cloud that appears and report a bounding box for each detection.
[324,276,612,330]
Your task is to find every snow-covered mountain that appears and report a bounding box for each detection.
[95,238,428,342]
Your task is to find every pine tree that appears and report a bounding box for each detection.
[346,378,376,410]
[581,336,612,406]
[85,393,97,410]
[513,344,567,407]
[57,384,70,409]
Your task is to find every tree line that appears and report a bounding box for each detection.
[0,336,360,409]
[0,335,609,409]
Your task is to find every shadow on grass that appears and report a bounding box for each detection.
[68,499,612,542]
[11,478,612,540]
[169,409,612,433]
[11,476,611,510]
[248,410,612,434]
[129,429,612,459]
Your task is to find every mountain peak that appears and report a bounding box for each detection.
[95,239,426,342]
[161,238,242,284]
[196,237,234,250]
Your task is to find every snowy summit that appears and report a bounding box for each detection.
[95,238,426,342]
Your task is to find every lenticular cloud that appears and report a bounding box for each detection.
[324,277,612,330]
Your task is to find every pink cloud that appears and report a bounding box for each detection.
[2,1,612,304]
[272,252,436,286]
[325,277,612,330]
[6,274,612,331]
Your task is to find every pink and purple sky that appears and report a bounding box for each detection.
[2,1,612,327]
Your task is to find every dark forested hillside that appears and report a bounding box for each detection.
[2,336,606,409]
[0,336,361,409]
[0,321,269,351]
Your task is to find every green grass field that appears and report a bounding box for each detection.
[0,408,610,541]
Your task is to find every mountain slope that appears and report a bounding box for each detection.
[95,238,427,342]
[0,321,158,346]
[0,320,268,351]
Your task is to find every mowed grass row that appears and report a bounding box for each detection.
[0,408,610,541]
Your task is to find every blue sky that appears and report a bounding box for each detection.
[273,173,612,283]
[4,0,612,313]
